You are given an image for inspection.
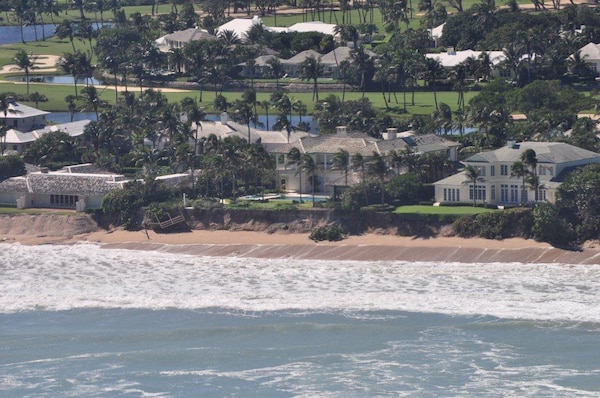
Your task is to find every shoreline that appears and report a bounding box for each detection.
[3,228,600,264]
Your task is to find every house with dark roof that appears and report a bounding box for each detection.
[271,126,460,196]
[433,141,600,206]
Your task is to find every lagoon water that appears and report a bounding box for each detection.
[1,243,599,397]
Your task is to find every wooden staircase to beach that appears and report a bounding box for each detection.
[148,212,187,230]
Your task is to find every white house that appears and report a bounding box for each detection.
[1,101,91,154]
[193,112,312,152]
[433,141,600,206]
[216,16,263,43]
[0,101,49,132]
[425,49,509,78]
[0,164,127,211]
[155,28,219,53]
[571,42,600,74]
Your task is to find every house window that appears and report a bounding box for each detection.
[476,166,486,177]
[500,69,512,78]
[469,184,486,202]
[539,166,546,176]
[500,165,508,176]
[443,188,460,202]
[500,184,509,202]
[491,185,496,201]
[510,184,519,203]
[539,189,547,201]
[50,194,78,209]
[490,165,495,176]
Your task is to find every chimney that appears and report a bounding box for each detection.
[335,126,348,136]
[507,140,516,149]
[447,47,456,55]
[220,112,228,125]
[384,127,397,140]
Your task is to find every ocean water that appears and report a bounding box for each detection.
[1,243,599,397]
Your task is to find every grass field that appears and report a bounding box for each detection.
[0,76,479,117]
[394,205,495,215]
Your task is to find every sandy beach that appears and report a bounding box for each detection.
[2,217,599,264]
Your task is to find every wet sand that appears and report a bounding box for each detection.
[0,229,580,264]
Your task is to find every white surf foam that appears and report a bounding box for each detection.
[1,243,599,322]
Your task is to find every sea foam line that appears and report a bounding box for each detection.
[0,243,599,323]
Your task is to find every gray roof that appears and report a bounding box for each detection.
[272,133,377,156]
[282,50,322,65]
[26,173,125,195]
[320,47,376,65]
[433,170,469,186]
[0,164,126,196]
[164,28,218,43]
[272,131,459,157]
[0,101,49,120]
[0,176,28,193]
[250,55,279,67]
[465,142,600,164]
[4,119,92,144]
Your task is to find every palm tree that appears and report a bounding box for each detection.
[301,153,318,205]
[351,47,375,97]
[232,99,257,143]
[80,86,102,119]
[65,95,77,122]
[218,29,241,45]
[55,19,76,51]
[181,97,208,155]
[299,56,323,101]
[367,151,391,205]
[331,148,350,186]
[266,57,284,89]
[14,50,36,96]
[463,165,485,207]
[287,147,303,201]
[259,100,271,130]
[520,148,539,201]
[0,93,9,156]
[352,152,369,204]
[420,57,445,109]
[451,63,468,111]
[511,160,529,204]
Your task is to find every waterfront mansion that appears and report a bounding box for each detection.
[433,141,600,206]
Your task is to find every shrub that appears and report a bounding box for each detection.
[452,215,479,237]
[309,225,346,242]
[532,202,575,247]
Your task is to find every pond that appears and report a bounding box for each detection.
[0,22,111,46]
[47,112,317,134]
[205,114,317,134]
[4,75,101,85]
[0,24,56,45]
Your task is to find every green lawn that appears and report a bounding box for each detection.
[394,205,495,215]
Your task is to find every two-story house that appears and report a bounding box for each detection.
[272,126,460,196]
[433,141,600,206]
